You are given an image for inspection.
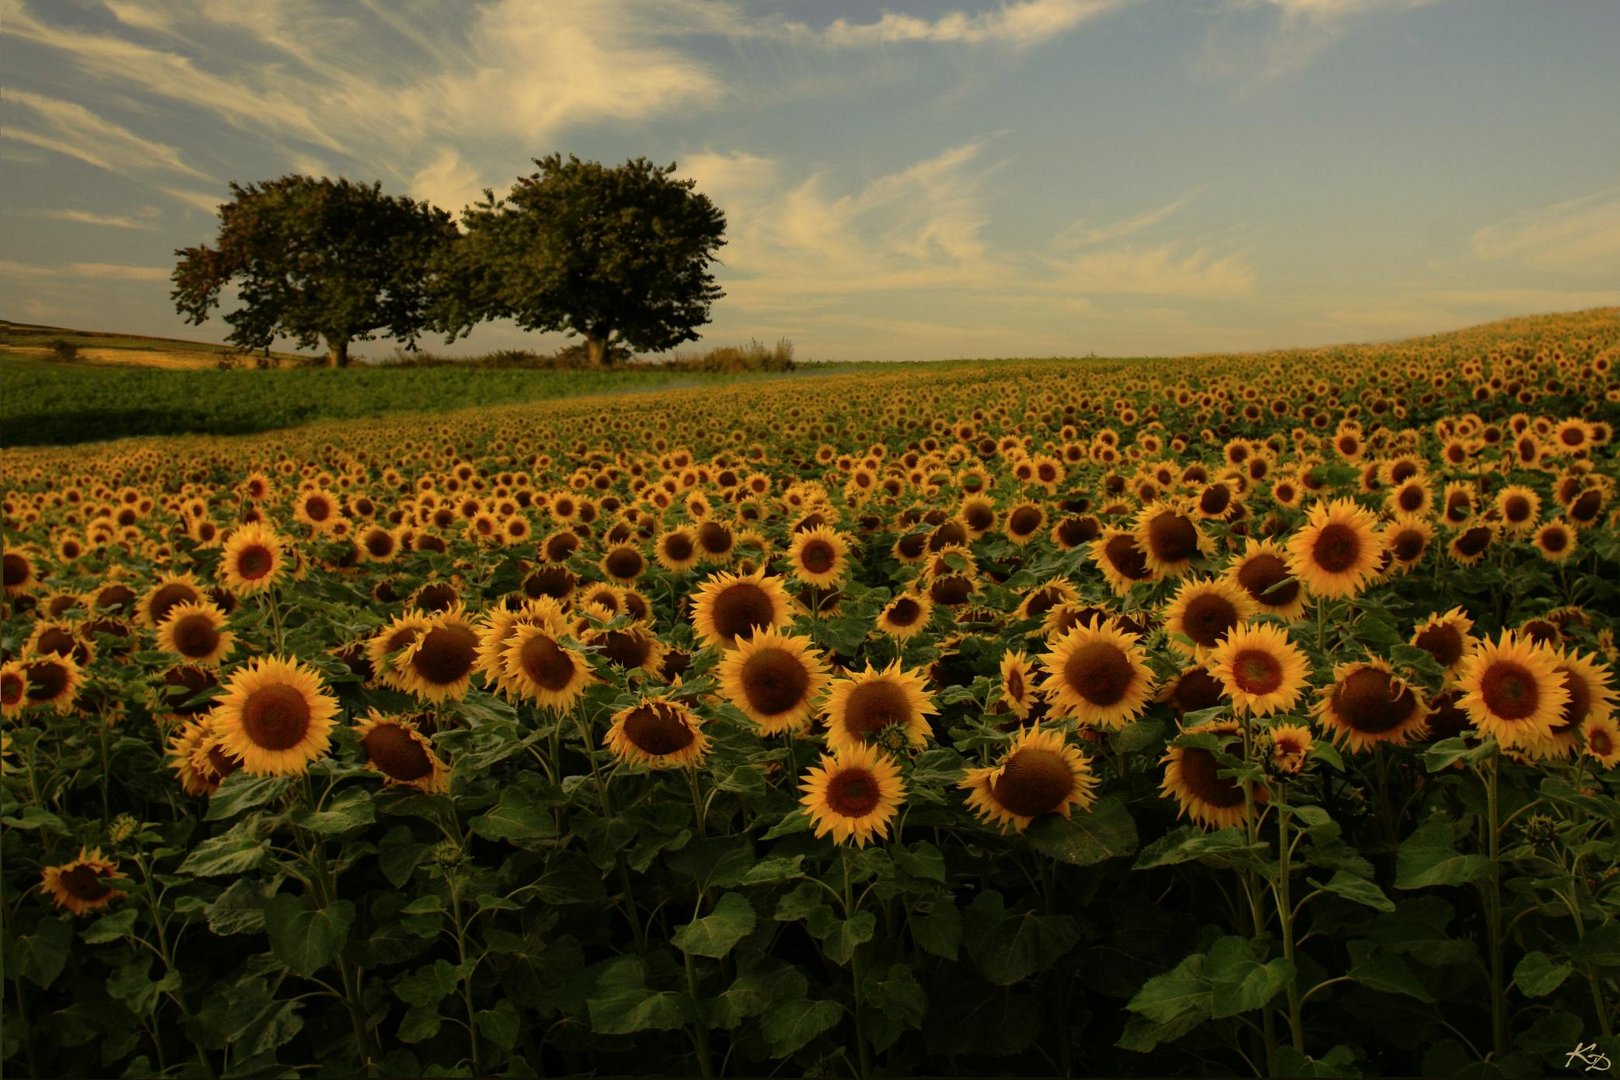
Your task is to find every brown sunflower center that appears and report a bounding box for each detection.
[36,627,75,655]
[1,670,23,706]
[148,583,200,625]
[1455,527,1492,557]
[929,575,973,606]
[1552,665,1590,735]
[171,613,221,659]
[598,629,655,669]
[1200,485,1231,516]
[964,505,995,531]
[1236,553,1298,607]
[1503,496,1531,523]
[2,553,27,587]
[799,540,836,574]
[1231,649,1284,696]
[1479,660,1540,721]
[605,548,644,579]
[1103,534,1152,580]
[96,584,137,610]
[1006,667,1025,701]
[1176,745,1246,808]
[1426,689,1470,740]
[1570,490,1602,523]
[1413,623,1465,669]
[238,542,278,579]
[364,530,394,558]
[303,497,331,522]
[1171,667,1225,714]
[1397,485,1425,512]
[24,660,69,702]
[205,744,241,778]
[825,768,882,817]
[1591,728,1614,757]
[710,583,777,642]
[1182,593,1242,648]
[886,597,922,627]
[1147,513,1199,563]
[1331,667,1418,734]
[698,522,733,555]
[1008,506,1043,536]
[519,634,577,691]
[741,648,811,716]
[990,747,1075,817]
[1539,527,1569,553]
[241,683,314,751]
[364,723,434,781]
[1063,640,1135,706]
[844,679,916,738]
[411,625,479,686]
[1310,523,1362,574]
[663,534,695,561]
[622,703,696,756]
[59,864,114,902]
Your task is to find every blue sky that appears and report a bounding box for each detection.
[3,0,1618,361]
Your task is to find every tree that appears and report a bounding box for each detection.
[172,176,458,367]
[450,154,727,365]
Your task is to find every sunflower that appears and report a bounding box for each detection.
[1039,618,1156,729]
[293,490,343,533]
[476,598,571,688]
[354,710,449,794]
[1456,632,1570,751]
[1207,622,1310,717]
[1544,648,1617,758]
[2,547,38,596]
[691,567,796,650]
[1267,723,1314,775]
[1160,721,1255,829]
[1017,579,1080,624]
[1223,538,1307,621]
[1447,523,1495,567]
[1532,520,1576,563]
[1495,485,1542,535]
[1004,502,1046,546]
[787,526,851,588]
[219,523,287,596]
[166,719,221,796]
[397,609,482,702]
[41,847,122,916]
[654,527,701,572]
[717,627,831,735]
[600,543,647,584]
[604,696,710,770]
[366,610,434,691]
[22,654,81,714]
[876,591,933,640]
[1158,662,1226,718]
[822,661,937,753]
[1000,650,1038,720]
[0,660,27,719]
[139,573,205,629]
[1315,659,1429,753]
[155,601,235,666]
[960,725,1096,833]
[209,656,339,776]
[1089,529,1157,595]
[1162,577,1257,658]
[497,623,594,710]
[588,623,668,673]
[1410,608,1475,681]
[1286,498,1382,599]
[799,742,906,848]
[1134,503,1210,578]
[1583,715,1620,769]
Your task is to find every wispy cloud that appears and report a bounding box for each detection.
[1039,244,1256,296]
[786,0,1132,49]
[1,89,212,179]
[1472,185,1620,274]
[37,207,161,230]
[1052,190,1204,250]
[1201,0,1448,87]
[0,259,172,281]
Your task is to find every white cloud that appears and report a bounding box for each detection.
[38,207,160,230]
[1040,244,1256,296]
[1472,186,1620,274]
[1053,190,1203,250]
[0,259,171,281]
[1,89,212,179]
[798,0,1130,48]
[409,148,487,217]
[1202,0,1448,86]
[161,187,225,214]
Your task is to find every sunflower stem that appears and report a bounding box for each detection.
[1274,785,1306,1054]
[688,766,708,839]
[449,870,483,1077]
[1479,753,1509,1060]
[683,948,716,1078]
[843,852,874,1080]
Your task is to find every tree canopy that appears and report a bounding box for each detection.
[171,176,458,367]
[448,154,727,365]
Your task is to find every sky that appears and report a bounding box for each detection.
[2,0,1618,362]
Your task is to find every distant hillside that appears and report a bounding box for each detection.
[0,320,310,369]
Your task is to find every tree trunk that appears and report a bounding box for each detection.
[584,323,611,367]
[326,337,350,368]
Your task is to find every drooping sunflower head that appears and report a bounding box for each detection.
[959,725,1097,833]
[1447,522,1496,567]
[788,525,851,588]
[875,591,933,640]
[1456,631,1570,751]
[1207,622,1310,717]
[1224,538,1306,620]
[1315,659,1429,753]
[1160,721,1257,830]
[604,696,710,770]
[365,609,433,691]
[1382,514,1434,576]
[1583,715,1620,769]
[1158,662,1226,718]
[499,622,595,711]
[1000,649,1038,720]
[21,654,81,714]
[1267,723,1314,775]
[822,661,937,753]
[1410,608,1476,681]
[219,524,287,596]
[1039,618,1156,729]
[1285,498,1382,599]
[2,547,39,596]
[139,573,205,629]
[1133,502,1210,578]
[354,710,449,794]
[208,656,339,777]
[1017,579,1080,624]
[41,847,123,916]
[155,601,235,666]
[716,626,831,735]
[166,718,222,796]
[1543,647,1617,757]
[397,609,482,702]
[799,741,906,848]
[587,623,668,674]
[0,660,27,719]
[1162,577,1257,658]
[1089,528,1158,595]
[691,567,796,650]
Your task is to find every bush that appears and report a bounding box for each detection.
[663,338,795,373]
[47,339,78,362]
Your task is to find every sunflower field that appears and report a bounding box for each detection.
[3,312,1619,1078]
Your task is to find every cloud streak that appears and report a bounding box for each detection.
[1472,185,1620,274]
[2,89,212,179]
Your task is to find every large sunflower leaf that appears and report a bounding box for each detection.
[672,891,756,959]
[263,894,354,978]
